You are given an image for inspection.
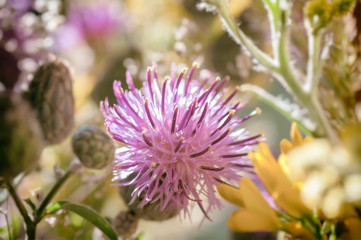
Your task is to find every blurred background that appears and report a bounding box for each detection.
[0,0,298,239]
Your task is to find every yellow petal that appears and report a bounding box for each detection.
[286,222,317,240]
[251,143,285,195]
[217,183,244,207]
[278,153,290,176]
[304,136,313,144]
[228,209,280,232]
[251,143,311,218]
[239,178,275,218]
[291,122,303,146]
[273,186,311,218]
[280,139,293,154]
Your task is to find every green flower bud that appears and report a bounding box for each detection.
[119,173,179,221]
[26,56,74,145]
[0,93,43,179]
[71,125,115,169]
[331,0,356,17]
[304,0,357,33]
[304,0,333,32]
[113,211,139,238]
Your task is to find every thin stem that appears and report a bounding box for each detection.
[0,173,26,206]
[6,180,36,240]
[301,218,322,240]
[275,209,295,222]
[0,207,12,240]
[212,0,278,71]
[329,222,336,240]
[310,94,339,141]
[35,162,77,223]
[274,9,337,141]
[211,0,338,141]
[304,30,322,94]
[275,9,304,98]
[261,0,281,60]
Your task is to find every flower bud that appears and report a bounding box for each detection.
[0,93,43,179]
[71,125,115,169]
[304,0,332,32]
[26,56,74,145]
[113,211,138,238]
[119,173,179,221]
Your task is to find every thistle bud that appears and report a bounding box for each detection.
[119,173,179,221]
[113,211,138,238]
[0,93,43,179]
[71,125,115,169]
[26,56,74,145]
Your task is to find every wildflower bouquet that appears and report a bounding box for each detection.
[1,0,361,239]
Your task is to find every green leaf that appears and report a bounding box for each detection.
[45,200,118,240]
[134,232,145,240]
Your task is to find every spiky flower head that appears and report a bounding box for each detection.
[101,63,262,219]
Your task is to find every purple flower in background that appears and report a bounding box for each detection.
[0,0,64,90]
[53,2,124,50]
[101,63,262,219]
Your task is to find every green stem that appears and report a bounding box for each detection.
[301,218,323,240]
[6,180,36,240]
[1,173,26,205]
[305,30,322,94]
[212,0,278,71]
[35,164,75,223]
[0,207,12,240]
[303,27,339,141]
[310,93,339,141]
[275,10,304,98]
[275,210,296,222]
[211,0,338,141]
[274,9,338,141]
[329,222,336,240]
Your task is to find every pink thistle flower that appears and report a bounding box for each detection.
[101,63,262,220]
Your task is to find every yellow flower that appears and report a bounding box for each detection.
[250,142,311,218]
[280,123,313,155]
[218,178,281,231]
[278,123,313,186]
[218,123,314,234]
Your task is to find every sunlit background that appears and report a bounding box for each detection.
[3,0,359,239]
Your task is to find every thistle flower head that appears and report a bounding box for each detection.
[53,1,124,50]
[101,63,261,219]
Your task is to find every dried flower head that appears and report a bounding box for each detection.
[101,63,261,219]
[26,56,74,145]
